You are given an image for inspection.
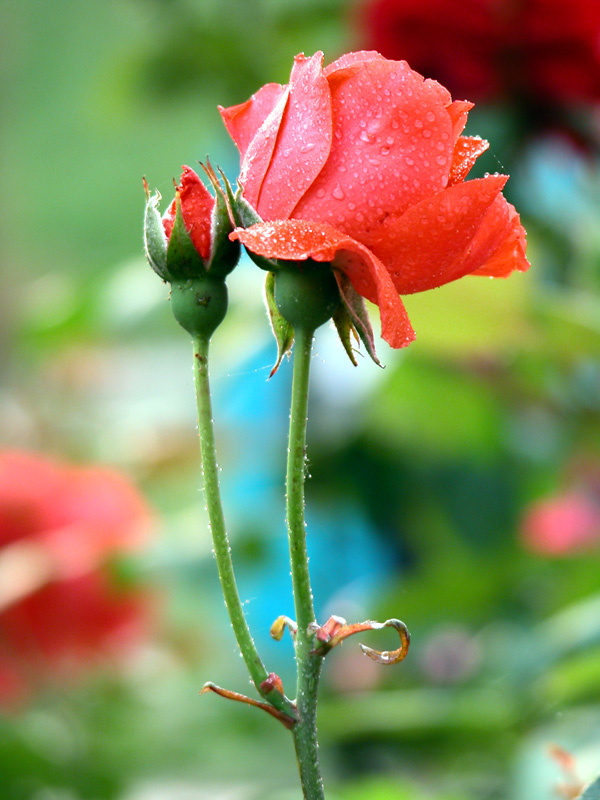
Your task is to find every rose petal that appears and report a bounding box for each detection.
[293,58,455,241]
[236,88,290,210]
[471,198,529,277]
[369,175,510,294]
[232,219,415,348]
[163,167,215,261]
[446,100,474,141]
[448,136,489,185]
[219,82,287,161]
[253,53,333,220]
[323,50,386,78]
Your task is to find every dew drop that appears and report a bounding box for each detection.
[422,129,432,139]
[347,201,356,210]
[426,111,436,122]
[316,188,326,198]
[414,119,423,129]
[405,156,415,166]
[436,155,447,166]
[300,143,315,154]
[332,185,345,200]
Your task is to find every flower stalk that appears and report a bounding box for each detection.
[192,334,296,722]
[286,325,326,800]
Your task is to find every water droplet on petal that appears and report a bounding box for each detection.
[436,155,447,166]
[332,185,345,200]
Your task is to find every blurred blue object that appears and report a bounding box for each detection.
[213,343,397,657]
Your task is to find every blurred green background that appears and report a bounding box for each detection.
[1,1,600,799]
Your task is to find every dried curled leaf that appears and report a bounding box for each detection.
[200,682,296,729]
[310,615,410,665]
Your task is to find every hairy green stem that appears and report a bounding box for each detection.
[286,327,326,800]
[193,335,295,720]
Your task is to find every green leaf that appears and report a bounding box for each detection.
[165,195,207,280]
[577,774,600,799]
[335,271,381,366]
[143,189,169,280]
[264,271,294,377]
[332,302,359,366]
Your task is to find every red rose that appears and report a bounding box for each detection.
[221,51,528,349]
[361,0,600,106]
[0,451,153,708]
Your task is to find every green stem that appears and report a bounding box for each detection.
[193,335,295,720]
[286,327,326,800]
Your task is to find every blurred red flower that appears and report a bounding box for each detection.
[222,51,528,349]
[522,491,600,555]
[0,451,153,708]
[361,0,600,106]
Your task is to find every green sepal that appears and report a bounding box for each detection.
[166,196,208,280]
[334,272,382,367]
[203,167,240,279]
[332,303,359,366]
[232,187,280,272]
[144,191,169,280]
[264,271,294,378]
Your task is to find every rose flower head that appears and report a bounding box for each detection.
[221,51,529,357]
[0,450,154,709]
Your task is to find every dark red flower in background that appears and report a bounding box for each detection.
[362,0,600,106]
[0,451,153,708]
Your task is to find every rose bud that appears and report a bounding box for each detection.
[144,166,241,338]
